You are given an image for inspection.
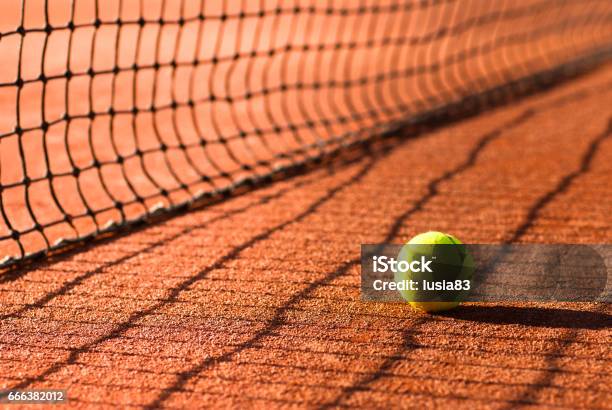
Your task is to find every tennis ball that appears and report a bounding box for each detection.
[395,231,473,313]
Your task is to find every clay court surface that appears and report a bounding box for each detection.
[2,0,611,259]
[1,1,612,409]
[0,63,611,408]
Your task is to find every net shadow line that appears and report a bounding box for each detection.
[238,341,612,368]
[232,350,612,379]
[151,73,612,406]
[335,118,612,409]
[3,46,611,272]
[6,148,388,391]
[4,333,610,381]
[496,306,610,410]
[9,65,556,390]
[7,295,611,346]
[227,353,612,396]
[144,90,553,408]
[5,306,610,354]
[0,122,388,270]
[368,75,612,245]
[3,327,610,371]
[3,347,608,400]
[10,353,604,409]
[0,171,326,318]
[17,347,566,401]
[496,118,612,410]
[316,103,612,409]
[255,366,612,403]
[0,284,361,307]
[0,162,330,284]
[317,131,535,408]
[16,346,603,390]
[507,117,612,243]
[0,141,398,312]
[58,367,581,410]
[15,265,358,284]
[5,59,612,406]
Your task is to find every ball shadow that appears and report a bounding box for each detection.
[440,305,611,330]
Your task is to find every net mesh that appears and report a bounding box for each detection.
[1,0,611,267]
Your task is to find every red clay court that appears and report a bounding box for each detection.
[0,1,611,408]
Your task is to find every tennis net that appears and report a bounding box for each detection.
[1,0,611,267]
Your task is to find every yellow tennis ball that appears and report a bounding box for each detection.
[395,231,473,313]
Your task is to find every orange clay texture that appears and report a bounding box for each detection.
[0,65,611,409]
